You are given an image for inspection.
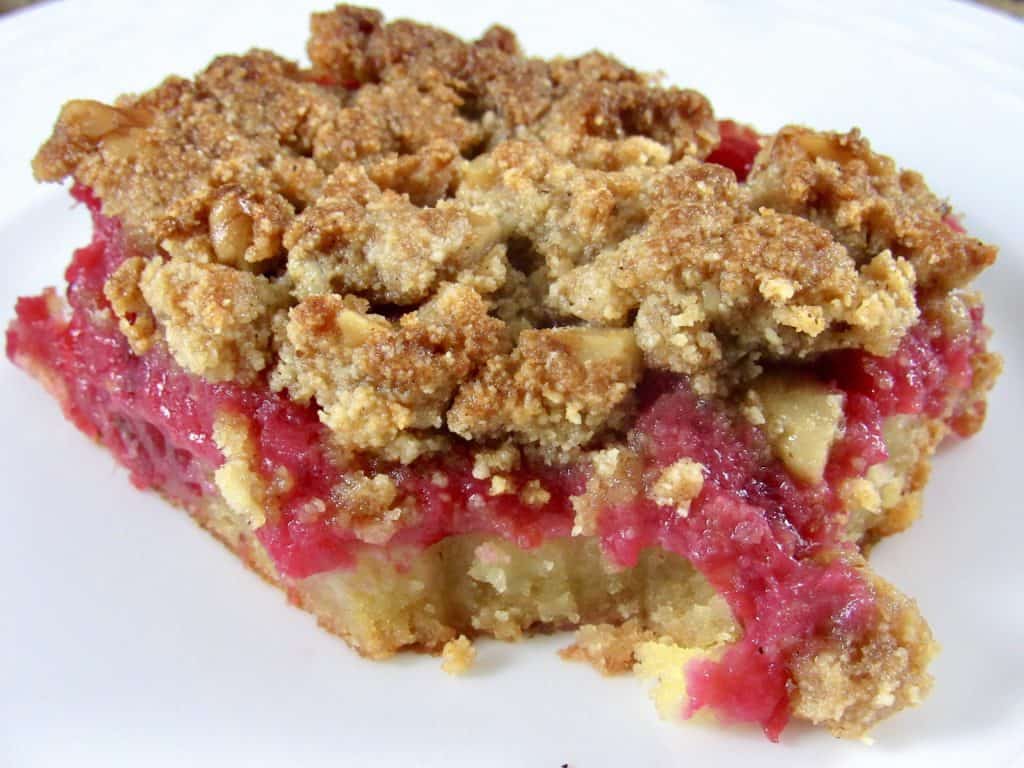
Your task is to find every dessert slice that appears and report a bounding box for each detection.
[7,5,1000,741]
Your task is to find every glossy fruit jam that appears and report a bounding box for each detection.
[706,119,762,181]
[6,185,987,739]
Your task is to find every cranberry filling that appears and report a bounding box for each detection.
[6,187,987,740]
[706,120,762,181]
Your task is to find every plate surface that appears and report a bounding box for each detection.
[1,1,1022,766]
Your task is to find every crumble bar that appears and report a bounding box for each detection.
[8,4,1001,742]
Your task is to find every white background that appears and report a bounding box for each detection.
[1,1,1022,765]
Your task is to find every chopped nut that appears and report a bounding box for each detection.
[209,192,254,266]
[748,126,995,294]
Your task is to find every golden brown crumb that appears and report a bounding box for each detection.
[441,635,476,675]
[137,258,287,383]
[284,162,508,304]
[556,167,920,393]
[570,445,643,537]
[747,126,997,294]
[104,257,157,354]
[560,620,655,674]
[331,471,418,545]
[649,458,705,516]
[790,563,939,738]
[447,327,642,458]
[272,283,507,461]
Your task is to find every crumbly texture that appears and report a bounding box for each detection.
[31,4,993,459]
[747,127,997,295]
[127,257,288,383]
[25,3,1003,743]
[271,283,506,461]
[447,327,642,459]
[560,619,661,674]
[648,458,705,516]
[440,635,476,675]
[789,566,938,738]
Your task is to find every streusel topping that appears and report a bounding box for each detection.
[31,5,996,460]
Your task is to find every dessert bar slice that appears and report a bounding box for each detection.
[7,5,1000,741]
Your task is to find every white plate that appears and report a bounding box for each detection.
[1,1,1022,765]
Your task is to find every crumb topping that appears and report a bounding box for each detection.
[330,470,417,545]
[104,257,157,354]
[285,162,508,304]
[305,7,717,163]
[649,458,705,516]
[447,327,642,458]
[126,258,287,383]
[747,126,997,293]
[272,283,506,461]
[35,5,995,461]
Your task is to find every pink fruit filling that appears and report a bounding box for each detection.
[706,120,762,181]
[6,183,988,740]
